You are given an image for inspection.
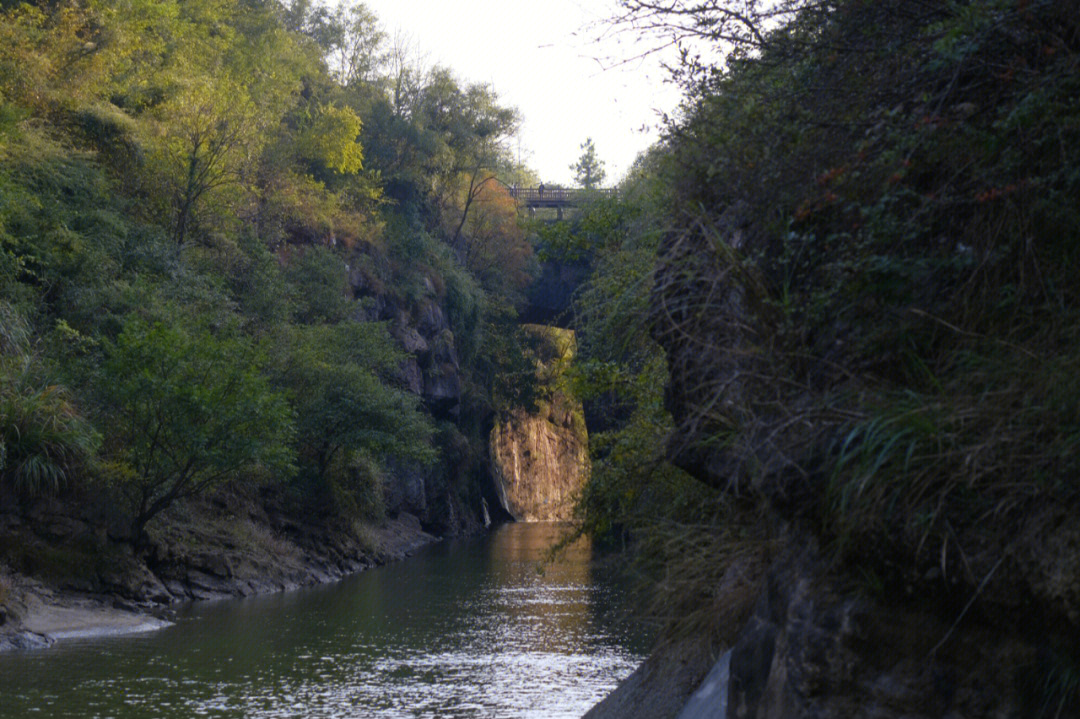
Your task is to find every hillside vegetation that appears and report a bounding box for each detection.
[572,1,1080,715]
[0,0,537,555]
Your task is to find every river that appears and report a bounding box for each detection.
[0,522,649,718]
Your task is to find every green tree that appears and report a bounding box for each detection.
[417,70,519,248]
[146,78,258,245]
[101,320,294,544]
[296,104,366,177]
[276,322,435,516]
[570,138,606,189]
[326,2,387,88]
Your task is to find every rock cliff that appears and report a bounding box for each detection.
[348,250,485,536]
[489,326,589,522]
[611,188,1080,719]
[490,396,589,522]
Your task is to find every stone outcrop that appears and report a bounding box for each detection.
[490,326,589,522]
[490,396,589,522]
[612,177,1080,717]
[0,491,439,651]
[584,638,720,719]
[348,257,476,532]
[589,540,1046,719]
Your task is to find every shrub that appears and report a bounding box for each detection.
[100,319,294,543]
[275,322,435,518]
[0,367,99,498]
[0,304,98,498]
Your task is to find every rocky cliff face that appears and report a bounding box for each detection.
[348,254,484,536]
[489,326,589,522]
[588,539,1043,719]
[490,394,589,522]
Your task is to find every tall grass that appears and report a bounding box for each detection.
[0,304,99,498]
[631,514,776,646]
[0,363,99,497]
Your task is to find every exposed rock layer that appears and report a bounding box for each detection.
[489,326,589,522]
[588,542,1041,719]
[0,490,437,651]
[490,396,589,521]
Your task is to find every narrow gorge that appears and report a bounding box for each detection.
[2,0,1079,717]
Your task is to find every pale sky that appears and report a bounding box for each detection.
[361,0,683,186]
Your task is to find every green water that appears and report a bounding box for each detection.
[0,523,648,718]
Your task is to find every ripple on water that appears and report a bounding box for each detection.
[0,523,649,718]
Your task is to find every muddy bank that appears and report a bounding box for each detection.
[0,498,439,652]
[0,575,172,651]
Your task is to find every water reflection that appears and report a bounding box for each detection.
[0,523,648,718]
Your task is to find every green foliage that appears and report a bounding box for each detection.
[100,319,294,539]
[569,137,606,189]
[297,104,365,176]
[0,362,99,499]
[233,231,292,328]
[286,245,352,324]
[145,76,259,245]
[0,0,536,547]
[556,177,778,646]
[336,452,387,522]
[0,302,99,498]
[595,1,1080,663]
[275,321,435,517]
[0,128,129,300]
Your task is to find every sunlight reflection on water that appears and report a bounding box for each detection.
[0,523,648,718]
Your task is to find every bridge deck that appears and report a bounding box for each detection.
[509,187,615,208]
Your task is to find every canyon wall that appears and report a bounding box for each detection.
[489,327,588,522]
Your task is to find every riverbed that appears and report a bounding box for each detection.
[0,522,648,718]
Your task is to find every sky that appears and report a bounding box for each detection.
[361,0,684,187]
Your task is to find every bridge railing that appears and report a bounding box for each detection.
[508,187,617,205]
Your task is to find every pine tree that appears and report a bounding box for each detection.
[570,138,606,189]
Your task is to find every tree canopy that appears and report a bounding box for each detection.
[570,138,607,189]
[0,0,538,540]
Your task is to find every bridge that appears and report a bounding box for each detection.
[507,187,616,323]
[508,187,616,219]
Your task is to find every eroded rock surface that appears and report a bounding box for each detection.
[490,395,588,522]
[489,325,589,522]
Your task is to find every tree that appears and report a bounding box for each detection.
[276,322,435,516]
[296,104,366,177]
[608,0,808,76]
[327,2,387,89]
[146,78,258,245]
[571,138,607,189]
[454,180,532,296]
[101,320,294,544]
[418,72,519,248]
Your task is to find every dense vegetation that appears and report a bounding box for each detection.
[0,0,539,543]
[5,0,1079,709]
[570,0,1080,706]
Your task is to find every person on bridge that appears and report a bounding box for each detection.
[538,182,545,199]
